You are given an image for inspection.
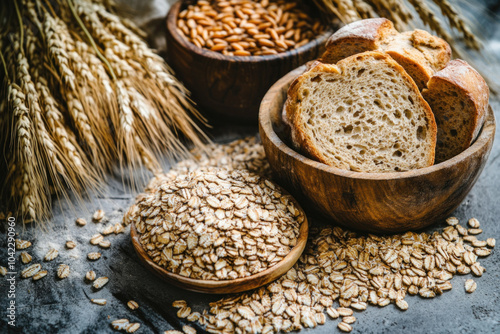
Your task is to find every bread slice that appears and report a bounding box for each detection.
[285,51,437,172]
[321,18,451,90]
[422,59,489,163]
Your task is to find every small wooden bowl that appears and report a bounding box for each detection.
[130,194,309,294]
[259,66,496,233]
[165,1,333,123]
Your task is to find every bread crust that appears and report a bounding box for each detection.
[422,59,489,158]
[322,18,397,64]
[285,51,437,171]
[321,19,451,91]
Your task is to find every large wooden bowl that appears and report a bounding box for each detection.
[259,66,496,233]
[165,1,333,123]
[130,193,309,294]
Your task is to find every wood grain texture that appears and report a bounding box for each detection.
[259,66,496,233]
[130,192,309,294]
[165,1,333,122]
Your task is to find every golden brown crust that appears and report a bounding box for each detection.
[285,52,437,169]
[423,59,489,155]
[321,19,451,91]
[321,18,397,64]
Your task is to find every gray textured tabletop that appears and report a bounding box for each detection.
[2,1,500,333]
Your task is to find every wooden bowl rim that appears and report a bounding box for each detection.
[259,66,497,181]
[130,187,309,294]
[166,1,334,63]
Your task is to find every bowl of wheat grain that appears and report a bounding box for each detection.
[259,66,496,233]
[165,0,333,122]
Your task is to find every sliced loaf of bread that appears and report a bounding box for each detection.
[422,59,489,162]
[285,51,437,172]
[321,18,451,90]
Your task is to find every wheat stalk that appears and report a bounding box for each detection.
[314,0,480,50]
[431,0,480,49]
[1,0,209,223]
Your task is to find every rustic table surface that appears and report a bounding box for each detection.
[2,1,500,333]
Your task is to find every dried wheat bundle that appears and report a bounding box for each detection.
[313,0,481,49]
[0,0,208,224]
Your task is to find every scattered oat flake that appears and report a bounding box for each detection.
[338,321,353,332]
[102,225,115,235]
[468,218,480,228]
[21,263,41,278]
[44,248,59,261]
[91,298,107,305]
[487,238,496,248]
[468,228,483,235]
[127,300,139,310]
[99,240,111,249]
[20,252,32,264]
[343,316,356,324]
[172,300,187,308]
[465,279,477,293]
[337,307,353,317]
[182,325,196,334]
[93,276,109,289]
[66,240,76,249]
[88,252,101,260]
[90,234,104,245]
[0,266,7,276]
[164,331,183,334]
[93,209,105,222]
[446,217,459,226]
[126,323,140,333]
[114,223,125,234]
[32,270,48,281]
[76,218,87,226]
[16,239,32,250]
[57,264,70,279]
[177,306,191,318]
[86,270,96,281]
[111,319,129,330]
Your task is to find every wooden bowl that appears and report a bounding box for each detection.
[259,66,496,233]
[165,1,333,123]
[130,194,309,294]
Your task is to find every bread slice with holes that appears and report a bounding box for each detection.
[321,18,451,90]
[284,51,437,172]
[422,59,489,163]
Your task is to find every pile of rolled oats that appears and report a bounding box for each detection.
[127,168,304,280]
[174,220,494,333]
[141,136,494,334]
